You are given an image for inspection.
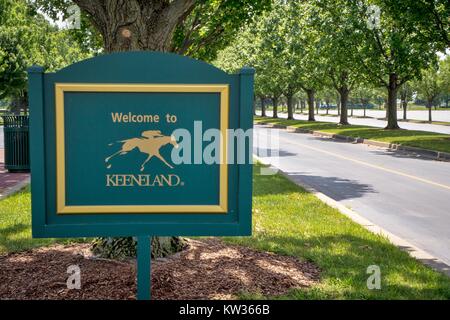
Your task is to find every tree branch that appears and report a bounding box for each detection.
[165,0,197,22]
[176,10,201,54]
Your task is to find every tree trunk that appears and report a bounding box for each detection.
[306,89,315,121]
[74,0,196,52]
[10,95,28,115]
[402,99,408,120]
[337,98,341,116]
[300,100,305,114]
[386,73,400,129]
[260,96,266,117]
[272,96,278,118]
[286,94,294,120]
[428,101,433,122]
[73,0,197,259]
[338,88,350,125]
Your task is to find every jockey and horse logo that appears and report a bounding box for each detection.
[105,130,179,171]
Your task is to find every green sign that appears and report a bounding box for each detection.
[29,52,254,238]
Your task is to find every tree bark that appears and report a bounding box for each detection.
[272,96,279,118]
[386,73,400,129]
[10,95,28,115]
[286,94,294,120]
[428,101,433,122]
[260,96,266,117]
[74,0,196,52]
[338,88,350,125]
[306,89,315,122]
[402,99,408,120]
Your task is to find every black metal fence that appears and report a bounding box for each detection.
[1,115,30,172]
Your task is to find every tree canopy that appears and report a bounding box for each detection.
[34,0,272,61]
[216,0,449,129]
[0,0,90,108]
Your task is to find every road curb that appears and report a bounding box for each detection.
[253,154,450,277]
[262,122,450,162]
[0,177,30,201]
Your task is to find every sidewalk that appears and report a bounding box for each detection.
[0,149,30,200]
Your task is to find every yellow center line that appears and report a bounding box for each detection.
[256,130,450,192]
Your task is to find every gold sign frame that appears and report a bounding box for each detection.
[55,83,229,214]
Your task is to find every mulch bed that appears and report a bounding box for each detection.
[0,238,320,300]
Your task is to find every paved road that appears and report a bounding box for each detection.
[317,109,450,122]
[254,124,450,265]
[260,111,450,134]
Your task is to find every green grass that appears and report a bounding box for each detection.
[223,163,450,299]
[399,119,450,126]
[2,176,450,299]
[0,187,86,254]
[255,116,450,154]
[407,104,449,111]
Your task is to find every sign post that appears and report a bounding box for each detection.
[137,236,152,300]
[28,52,254,299]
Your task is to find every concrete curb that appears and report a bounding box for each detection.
[0,177,30,201]
[262,122,450,162]
[253,155,450,277]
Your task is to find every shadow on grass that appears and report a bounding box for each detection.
[232,234,450,299]
[253,170,302,197]
[0,223,33,252]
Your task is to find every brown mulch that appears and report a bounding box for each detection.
[0,238,320,300]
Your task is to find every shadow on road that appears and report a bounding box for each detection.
[254,148,298,158]
[368,149,440,162]
[285,172,377,201]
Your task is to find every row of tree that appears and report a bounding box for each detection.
[257,56,450,123]
[215,0,449,129]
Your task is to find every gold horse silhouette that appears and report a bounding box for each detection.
[105,130,179,171]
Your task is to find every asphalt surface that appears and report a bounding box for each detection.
[254,124,450,265]
[317,109,450,122]
[261,111,450,134]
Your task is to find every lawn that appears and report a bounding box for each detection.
[223,163,450,299]
[255,116,450,154]
[1,172,450,299]
[0,186,85,254]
